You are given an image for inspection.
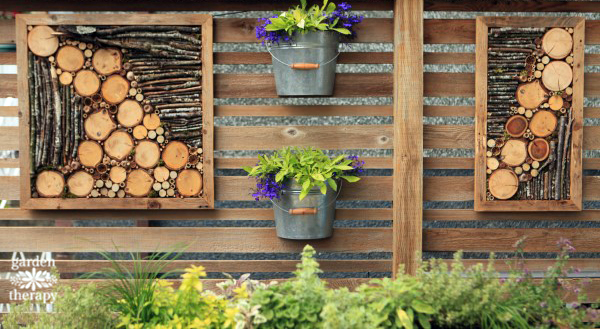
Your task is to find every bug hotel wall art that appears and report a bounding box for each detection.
[16,14,214,209]
[475,17,584,212]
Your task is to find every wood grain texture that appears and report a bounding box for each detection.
[393,0,423,276]
[0,106,18,117]
[0,20,15,44]
[0,227,392,252]
[425,209,600,222]
[216,105,392,117]
[424,1,600,13]
[473,17,488,212]
[0,74,16,98]
[215,52,393,65]
[0,52,16,65]
[216,157,392,169]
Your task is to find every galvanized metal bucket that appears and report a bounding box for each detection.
[271,179,341,240]
[267,31,340,96]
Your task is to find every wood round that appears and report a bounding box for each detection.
[529,110,558,137]
[27,26,59,57]
[542,28,573,59]
[162,141,189,170]
[125,169,154,197]
[528,138,551,161]
[92,48,122,75]
[153,166,170,183]
[67,171,94,197]
[35,171,65,197]
[143,113,161,130]
[176,169,203,197]
[486,157,499,170]
[132,125,148,140]
[134,140,160,169]
[59,72,73,85]
[488,169,519,200]
[56,46,84,72]
[104,130,134,161]
[73,70,101,97]
[109,166,127,184]
[84,109,117,141]
[505,115,528,138]
[77,140,104,167]
[548,94,564,111]
[500,139,527,167]
[101,75,130,104]
[516,80,547,109]
[117,100,144,128]
[542,61,573,92]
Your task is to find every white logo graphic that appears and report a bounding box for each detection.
[8,255,58,303]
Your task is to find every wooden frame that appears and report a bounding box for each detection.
[16,14,214,209]
[474,17,584,212]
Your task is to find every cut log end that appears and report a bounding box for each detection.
[542,61,573,92]
[28,26,59,57]
[176,169,203,197]
[153,166,170,183]
[505,115,528,138]
[104,130,134,161]
[84,109,117,141]
[78,140,104,167]
[542,28,573,59]
[500,139,528,167]
[67,171,94,197]
[56,45,84,72]
[92,48,122,75]
[488,169,519,200]
[135,140,161,169]
[143,113,161,130]
[529,110,558,138]
[35,170,65,198]
[117,100,144,128]
[528,138,550,161]
[125,169,154,197]
[516,80,547,109]
[101,74,130,104]
[162,141,189,170]
[73,70,101,97]
[109,166,127,184]
[132,125,148,140]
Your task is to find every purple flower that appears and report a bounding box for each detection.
[251,173,285,201]
[339,2,351,11]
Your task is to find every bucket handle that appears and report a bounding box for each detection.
[271,180,342,215]
[265,43,340,70]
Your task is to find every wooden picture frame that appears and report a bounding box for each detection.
[474,17,584,212]
[16,14,214,209]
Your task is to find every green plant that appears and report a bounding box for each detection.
[249,245,327,328]
[243,147,363,200]
[3,283,117,329]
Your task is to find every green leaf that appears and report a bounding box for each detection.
[340,175,360,183]
[331,27,352,35]
[326,178,337,191]
[417,314,431,329]
[312,173,325,181]
[299,189,309,200]
[411,300,435,314]
[302,179,311,191]
[334,165,354,170]
[396,308,413,329]
[301,0,307,9]
[275,170,287,182]
[326,1,336,14]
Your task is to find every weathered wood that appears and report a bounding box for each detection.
[176,169,203,197]
[35,170,65,197]
[67,170,94,197]
[125,169,154,197]
[104,130,134,161]
[134,140,160,169]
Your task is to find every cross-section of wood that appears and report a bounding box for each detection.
[84,109,117,141]
[125,169,153,197]
[153,166,170,183]
[134,140,160,169]
[35,170,64,197]
[542,60,573,91]
[488,169,518,200]
[132,125,148,140]
[78,140,104,167]
[73,70,100,96]
[56,45,84,72]
[529,110,558,137]
[142,113,161,130]
[528,138,550,161]
[176,169,203,197]
[104,130,134,161]
[92,48,122,75]
[27,25,58,57]
[117,100,144,128]
[162,141,189,170]
[109,166,127,184]
[516,80,547,109]
[501,139,527,167]
[542,28,573,59]
[67,171,94,197]
[101,74,129,104]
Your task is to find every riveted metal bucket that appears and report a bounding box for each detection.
[272,179,340,240]
[268,31,340,96]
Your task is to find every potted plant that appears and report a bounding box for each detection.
[244,147,364,240]
[256,0,363,96]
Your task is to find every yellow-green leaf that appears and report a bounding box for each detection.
[412,300,435,314]
[396,308,413,329]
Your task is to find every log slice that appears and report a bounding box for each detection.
[488,169,519,200]
[542,61,572,92]
[109,166,127,184]
[35,170,65,197]
[516,80,547,109]
[176,169,203,197]
[78,140,104,167]
[117,100,144,128]
[27,26,59,57]
[84,109,117,141]
[528,138,551,161]
[500,139,527,167]
[505,115,528,138]
[67,171,94,197]
[104,130,134,161]
[542,28,573,59]
[56,45,84,72]
[125,169,154,197]
[92,48,122,75]
[135,140,160,169]
[162,141,189,170]
[74,70,101,97]
[133,125,148,140]
[143,113,161,130]
[548,94,564,111]
[153,166,170,183]
[59,72,73,85]
[529,110,558,137]
[101,75,129,104]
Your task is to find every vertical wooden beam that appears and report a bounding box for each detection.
[393,0,423,276]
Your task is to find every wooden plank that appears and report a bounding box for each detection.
[0,74,17,98]
[424,106,600,118]
[0,20,15,44]
[0,227,392,252]
[0,127,18,151]
[214,18,393,43]
[425,209,600,222]
[0,176,21,200]
[424,1,600,12]
[217,176,391,201]
[0,208,391,221]
[424,52,474,65]
[216,157,392,169]
[424,72,474,97]
[215,73,392,98]
[0,52,16,65]
[0,259,391,273]
[0,158,18,168]
[393,0,423,276]
[425,228,600,253]
[216,105,392,117]
[0,106,18,117]
[215,52,393,65]
[215,125,393,150]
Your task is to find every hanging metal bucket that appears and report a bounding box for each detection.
[272,179,341,240]
[267,31,340,96]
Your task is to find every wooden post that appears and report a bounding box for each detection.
[393,0,423,276]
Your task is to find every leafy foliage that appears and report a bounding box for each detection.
[243,147,363,200]
[3,283,117,329]
[255,0,363,44]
